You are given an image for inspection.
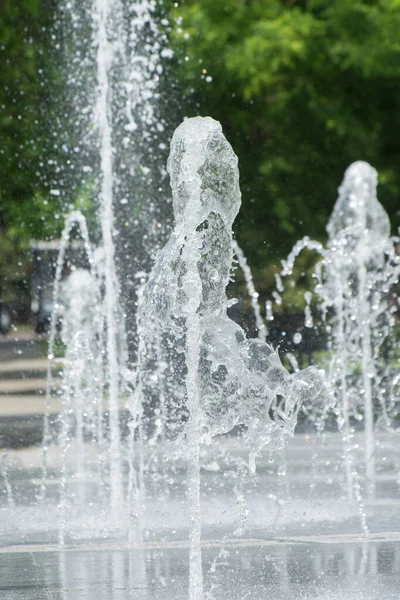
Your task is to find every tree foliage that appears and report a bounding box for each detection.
[169,0,400,280]
[2,0,400,310]
[0,0,64,245]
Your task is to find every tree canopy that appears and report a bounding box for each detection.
[2,0,400,307]
[169,0,400,276]
[0,0,63,244]
[0,0,59,300]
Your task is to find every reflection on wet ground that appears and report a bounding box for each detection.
[1,335,400,598]
[1,451,400,599]
[0,539,399,599]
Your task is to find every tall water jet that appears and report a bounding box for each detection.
[42,0,173,522]
[92,0,124,514]
[139,116,323,599]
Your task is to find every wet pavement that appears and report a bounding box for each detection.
[1,332,400,598]
[1,430,400,599]
[1,537,399,599]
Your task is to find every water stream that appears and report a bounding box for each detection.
[271,161,400,510]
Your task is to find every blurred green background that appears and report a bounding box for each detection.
[1,0,400,324]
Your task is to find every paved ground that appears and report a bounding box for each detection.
[1,330,400,598]
[1,538,399,599]
[1,427,400,599]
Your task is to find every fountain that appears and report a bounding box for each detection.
[2,2,400,599]
[273,161,400,508]
[27,109,320,600]
[137,116,323,598]
[40,0,171,524]
[323,162,399,501]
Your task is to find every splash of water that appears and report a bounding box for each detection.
[324,161,399,501]
[139,116,323,599]
[40,210,127,541]
[0,453,14,509]
[271,161,400,511]
[40,211,94,504]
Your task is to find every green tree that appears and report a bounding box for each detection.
[0,0,64,245]
[169,0,400,291]
[0,0,78,309]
